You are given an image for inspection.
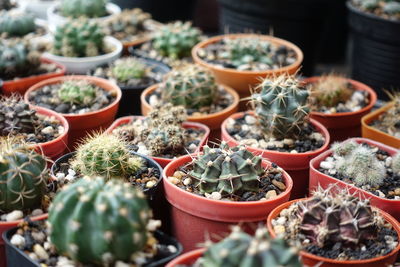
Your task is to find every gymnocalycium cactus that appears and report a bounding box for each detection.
[58,80,97,105]
[199,226,301,267]
[110,57,147,83]
[252,74,310,139]
[0,10,36,38]
[153,21,201,59]
[48,176,157,265]
[0,137,48,213]
[60,0,108,18]
[53,20,105,58]
[161,64,218,110]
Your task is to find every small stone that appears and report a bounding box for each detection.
[376,190,385,198]
[10,234,25,247]
[272,180,286,190]
[283,138,294,146]
[226,118,235,128]
[273,141,284,148]
[320,161,334,169]
[32,209,44,216]
[67,169,76,176]
[386,157,393,167]
[265,190,277,199]
[183,178,192,186]
[167,245,178,253]
[274,225,285,235]
[245,115,257,125]
[188,143,197,151]
[6,210,23,221]
[259,139,268,148]
[55,172,65,180]
[146,180,156,188]
[115,261,130,267]
[192,112,202,117]
[276,216,287,225]
[149,95,159,107]
[43,242,51,250]
[168,177,180,185]
[290,150,298,154]
[32,231,46,243]
[210,192,221,200]
[173,171,185,179]
[241,124,250,132]
[41,126,54,135]
[395,188,400,196]
[33,244,49,260]
[29,253,38,261]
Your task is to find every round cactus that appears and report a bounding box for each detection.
[58,80,97,105]
[48,177,154,265]
[392,153,400,175]
[0,10,36,37]
[110,57,147,83]
[60,0,108,18]
[331,140,359,157]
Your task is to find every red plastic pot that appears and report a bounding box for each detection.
[267,199,400,267]
[105,116,210,167]
[221,112,330,199]
[25,75,122,150]
[1,58,66,96]
[163,154,293,252]
[304,76,377,142]
[310,137,400,221]
[166,248,204,267]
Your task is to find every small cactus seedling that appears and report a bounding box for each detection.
[60,0,108,18]
[331,140,359,157]
[110,57,148,83]
[392,153,400,175]
[58,80,97,106]
[48,176,156,264]
[0,10,36,37]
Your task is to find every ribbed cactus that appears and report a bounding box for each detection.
[60,0,108,18]
[71,133,145,180]
[252,74,310,139]
[153,21,201,59]
[53,20,105,57]
[0,137,48,213]
[392,153,400,175]
[0,10,36,37]
[48,177,154,265]
[200,226,301,267]
[58,80,97,105]
[331,140,359,157]
[110,57,147,83]
[161,64,217,110]
[189,142,264,195]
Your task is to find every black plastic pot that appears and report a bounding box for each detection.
[347,1,400,100]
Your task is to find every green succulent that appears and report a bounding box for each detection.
[0,10,36,37]
[110,57,147,83]
[58,80,97,105]
[60,0,108,18]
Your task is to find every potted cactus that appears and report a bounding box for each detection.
[303,74,377,142]
[267,187,400,267]
[0,9,47,40]
[166,225,301,267]
[3,176,182,267]
[221,74,330,199]
[42,19,123,74]
[162,141,293,251]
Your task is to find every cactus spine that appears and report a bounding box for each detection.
[0,10,36,37]
[110,57,147,83]
[58,80,97,105]
[60,0,108,18]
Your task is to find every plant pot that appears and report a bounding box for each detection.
[24,75,122,150]
[192,34,303,100]
[310,137,400,221]
[362,102,400,148]
[162,154,293,252]
[304,76,377,142]
[166,248,204,267]
[140,83,239,141]
[347,2,400,100]
[42,36,123,74]
[1,58,66,96]
[121,36,151,55]
[221,112,330,199]
[267,199,400,267]
[105,116,210,167]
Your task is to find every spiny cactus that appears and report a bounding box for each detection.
[53,20,105,58]
[71,133,145,180]
[392,153,400,175]
[189,141,264,195]
[60,0,108,18]
[200,226,301,267]
[331,140,359,157]
[252,74,310,139]
[58,80,97,105]
[0,137,48,213]
[161,64,217,110]
[0,10,36,38]
[48,176,156,265]
[110,57,147,83]
[152,21,201,59]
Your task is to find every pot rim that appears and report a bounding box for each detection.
[346,1,400,25]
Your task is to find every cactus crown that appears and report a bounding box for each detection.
[153,21,201,59]
[0,137,48,213]
[161,64,218,110]
[110,57,148,83]
[60,0,108,18]
[392,153,400,175]
[58,80,97,106]
[252,74,310,139]
[0,10,36,37]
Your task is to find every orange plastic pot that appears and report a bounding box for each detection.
[362,102,400,148]
[166,248,204,267]
[163,154,293,252]
[267,199,400,267]
[1,58,66,96]
[221,112,330,199]
[304,77,377,142]
[310,137,400,221]
[121,36,150,55]
[105,116,211,167]
[25,75,122,150]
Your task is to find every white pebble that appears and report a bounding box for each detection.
[57,125,64,135]
[183,178,192,185]
[149,95,159,107]
[290,150,298,154]
[245,115,257,125]
[146,219,161,231]
[276,216,287,225]
[320,161,334,169]
[10,234,25,247]
[115,262,130,267]
[226,118,236,128]
[55,172,65,180]
[31,209,44,216]
[34,244,49,260]
[328,169,337,175]
[136,144,150,155]
[210,192,221,200]
[386,157,392,167]
[283,138,294,146]
[188,143,197,151]
[274,141,284,148]
[29,253,38,261]
[168,245,178,253]
[241,124,250,132]
[44,242,51,250]
[67,169,76,176]
[6,210,23,221]
[146,180,156,188]
[32,231,46,243]
[41,126,54,135]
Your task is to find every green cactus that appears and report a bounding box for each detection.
[152,21,201,59]
[383,1,400,15]
[331,140,359,157]
[0,137,48,213]
[52,19,105,58]
[58,80,97,105]
[161,64,218,110]
[0,10,36,38]
[392,153,400,175]
[252,74,310,139]
[48,176,154,265]
[60,0,108,18]
[110,57,147,83]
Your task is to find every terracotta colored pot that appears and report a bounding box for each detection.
[166,248,204,267]
[310,137,400,221]
[162,154,293,252]
[191,34,303,99]
[267,199,400,267]
[105,116,210,167]
[1,58,66,96]
[24,75,122,150]
[362,102,400,148]
[121,36,150,55]
[304,76,377,142]
[221,112,330,199]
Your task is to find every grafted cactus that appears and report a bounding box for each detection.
[60,0,108,18]
[58,80,97,105]
[0,10,36,37]
[110,57,147,83]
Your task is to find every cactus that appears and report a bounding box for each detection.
[58,80,97,105]
[331,140,359,157]
[71,133,145,180]
[110,57,147,83]
[383,1,400,15]
[152,21,201,59]
[376,92,400,137]
[48,176,155,264]
[60,0,107,18]
[200,226,301,267]
[0,137,48,213]
[161,64,218,110]
[52,19,105,58]
[0,10,36,37]
[252,74,310,139]
[392,153,400,175]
